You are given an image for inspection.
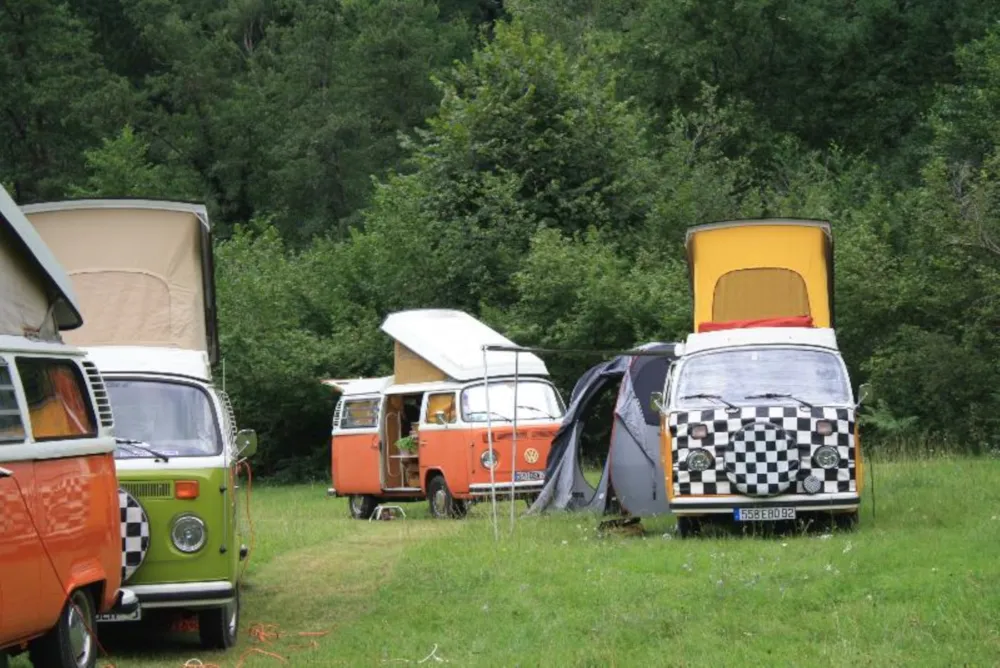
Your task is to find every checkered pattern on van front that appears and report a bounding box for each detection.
[669,406,857,497]
[119,488,150,582]
[724,421,799,496]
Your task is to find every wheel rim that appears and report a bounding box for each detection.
[67,594,93,668]
[350,496,363,515]
[433,489,448,516]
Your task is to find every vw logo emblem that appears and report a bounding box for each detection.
[524,448,539,464]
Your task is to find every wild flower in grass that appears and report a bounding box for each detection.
[843,541,853,554]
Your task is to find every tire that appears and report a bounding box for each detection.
[198,588,240,650]
[523,492,540,508]
[28,587,98,668]
[675,516,702,538]
[834,510,859,531]
[348,494,378,520]
[427,475,467,519]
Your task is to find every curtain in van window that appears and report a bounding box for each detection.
[16,358,95,440]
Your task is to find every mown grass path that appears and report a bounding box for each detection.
[16,457,1000,667]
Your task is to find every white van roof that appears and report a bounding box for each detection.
[321,376,394,396]
[0,186,82,332]
[678,327,840,356]
[381,309,548,382]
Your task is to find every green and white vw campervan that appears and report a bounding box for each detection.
[23,199,257,650]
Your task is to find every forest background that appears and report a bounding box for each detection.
[7,0,1000,479]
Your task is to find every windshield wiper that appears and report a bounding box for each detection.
[681,393,738,410]
[115,438,171,463]
[744,393,814,409]
[517,405,558,420]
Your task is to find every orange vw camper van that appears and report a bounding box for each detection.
[0,187,135,668]
[326,310,565,519]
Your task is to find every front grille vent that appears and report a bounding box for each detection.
[120,481,172,499]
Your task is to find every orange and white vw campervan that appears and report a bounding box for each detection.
[326,310,565,519]
[0,186,135,668]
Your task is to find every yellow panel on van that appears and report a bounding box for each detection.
[685,219,834,330]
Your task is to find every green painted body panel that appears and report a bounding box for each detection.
[118,466,242,587]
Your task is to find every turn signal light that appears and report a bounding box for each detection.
[175,480,200,499]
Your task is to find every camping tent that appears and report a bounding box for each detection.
[527,342,678,516]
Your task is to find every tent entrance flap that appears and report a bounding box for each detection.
[685,219,834,331]
[527,342,677,517]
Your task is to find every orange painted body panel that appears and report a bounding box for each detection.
[332,432,382,494]
[418,428,471,494]
[464,426,554,490]
[332,424,556,498]
[0,453,121,648]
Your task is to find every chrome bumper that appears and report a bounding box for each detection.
[671,493,860,515]
[128,580,235,609]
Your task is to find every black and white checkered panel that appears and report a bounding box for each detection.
[669,406,857,497]
[724,422,799,496]
[119,488,150,583]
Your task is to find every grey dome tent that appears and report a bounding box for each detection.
[527,342,678,516]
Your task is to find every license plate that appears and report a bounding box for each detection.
[514,470,544,482]
[96,607,141,623]
[734,507,796,521]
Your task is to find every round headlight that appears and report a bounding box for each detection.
[686,448,714,472]
[171,514,206,553]
[813,445,840,470]
[480,449,498,470]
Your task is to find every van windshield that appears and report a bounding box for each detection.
[106,379,222,458]
[673,347,852,410]
[461,380,565,423]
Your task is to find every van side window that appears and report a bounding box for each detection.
[0,363,25,443]
[341,398,379,429]
[15,357,97,441]
[424,393,456,424]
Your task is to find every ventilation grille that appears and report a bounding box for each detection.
[218,388,237,445]
[120,481,172,499]
[82,360,114,428]
[332,397,345,430]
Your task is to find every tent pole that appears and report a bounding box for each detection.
[483,346,499,542]
[510,351,519,533]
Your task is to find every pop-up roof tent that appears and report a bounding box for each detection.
[379,309,549,390]
[0,186,83,340]
[528,342,678,516]
[686,219,834,332]
[21,199,220,364]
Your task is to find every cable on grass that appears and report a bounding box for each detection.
[381,644,449,664]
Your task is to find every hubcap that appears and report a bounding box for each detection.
[433,489,447,515]
[67,596,93,667]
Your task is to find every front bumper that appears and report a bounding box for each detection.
[468,479,545,497]
[671,493,860,515]
[128,580,235,609]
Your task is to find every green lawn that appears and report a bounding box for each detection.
[14,456,1000,666]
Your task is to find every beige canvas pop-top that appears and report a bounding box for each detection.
[22,199,219,363]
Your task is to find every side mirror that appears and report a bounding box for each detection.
[857,383,871,405]
[236,429,258,458]
[650,392,664,413]
[434,410,447,426]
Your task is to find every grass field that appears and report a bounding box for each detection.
[13,456,1000,667]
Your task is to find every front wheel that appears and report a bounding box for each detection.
[199,588,240,650]
[348,494,378,520]
[29,587,97,668]
[427,475,467,519]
